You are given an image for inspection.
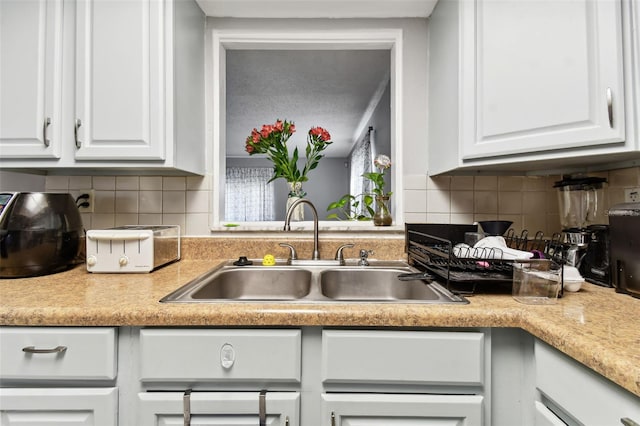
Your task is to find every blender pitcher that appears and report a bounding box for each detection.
[553,175,607,266]
[554,175,607,232]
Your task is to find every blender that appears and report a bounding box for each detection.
[553,175,607,268]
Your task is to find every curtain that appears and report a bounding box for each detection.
[225,167,275,221]
[349,127,374,215]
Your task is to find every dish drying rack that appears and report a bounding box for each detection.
[405,224,565,295]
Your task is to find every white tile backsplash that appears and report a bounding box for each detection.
[163,191,186,213]
[116,176,139,190]
[94,191,115,213]
[186,213,211,235]
[162,213,186,231]
[426,189,450,212]
[45,176,69,190]
[115,191,139,213]
[37,167,639,236]
[138,213,163,225]
[186,190,210,213]
[404,189,427,212]
[68,176,92,190]
[93,176,116,190]
[140,176,163,191]
[497,191,522,215]
[139,191,162,213]
[404,174,427,190]
[163,176,187,191]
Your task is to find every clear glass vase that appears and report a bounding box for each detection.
[286,181,305,221]
[373,195,392,226]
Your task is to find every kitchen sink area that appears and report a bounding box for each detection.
[159,261,468,304]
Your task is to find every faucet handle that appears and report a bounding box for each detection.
[334,243,355,265]
[279,243,298,263]
[358,249,373,266]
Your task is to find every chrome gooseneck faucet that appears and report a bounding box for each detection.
[284,198,320,260]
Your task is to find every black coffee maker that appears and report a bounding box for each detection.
[579,224,611,287]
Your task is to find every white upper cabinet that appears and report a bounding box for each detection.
[0,0,63,158]
[428,0,636,175]
[0,0,205,175]
[74,0,164,160]
[467,0,624,159]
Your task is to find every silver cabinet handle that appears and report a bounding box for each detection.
[285,416,289,426]
[622,418,640,426]
[74,119,82,149]
[22,345,67,354]
[43,117,51,147]
[183,389,191,426]
[331,411,336,426]
[259,390,267,426]
[607,87,613,128]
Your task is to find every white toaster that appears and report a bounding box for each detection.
[86,225,180,273]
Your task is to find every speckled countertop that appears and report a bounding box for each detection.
[1,237,639,398]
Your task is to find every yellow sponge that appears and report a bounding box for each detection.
[262,254,276,266]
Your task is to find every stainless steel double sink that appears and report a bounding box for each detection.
[160,261,468,304]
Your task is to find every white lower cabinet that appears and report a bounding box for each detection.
[320,329,487,425]
[0,388,117,426]
[535,339,640,425]
[0,327,118,426]
[136,328,302,425]
[138,391,299,425]
[322,393,484,425]
[134,328,488,426]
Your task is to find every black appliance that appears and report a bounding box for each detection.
[579,224,611,287]
[0,192,84,278]
[608,203,640,298]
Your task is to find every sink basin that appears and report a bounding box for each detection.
[160,266,312,302]
[320,268,464,302]
[160,261,467,304]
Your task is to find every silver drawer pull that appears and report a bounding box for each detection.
[183,389,191,426]
[259,390,267,426]
[331,411,336,426]
[22,345,67,354]
[622,418,640,426]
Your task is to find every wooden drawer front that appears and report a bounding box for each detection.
[535,340,640,424]
[139,329,301,383]
[322,330,484,386]
[0,327,117,381]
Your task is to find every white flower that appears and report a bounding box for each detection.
[374,154,391,170]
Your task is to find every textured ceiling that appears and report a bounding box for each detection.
[196,0,438,18]
[226,50,391,158]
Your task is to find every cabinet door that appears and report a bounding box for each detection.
[536,340,640,424]
[322,393,483,425]
[0,0,63,158]
[74,0,165,160]
[534,402,566,426]
[0,387,117,426]
[138,391,299,426]
[463,0,625,160]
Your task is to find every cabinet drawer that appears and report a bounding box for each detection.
[0,327,117,381]
[139,329,301,383]
[322,330,484,386]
